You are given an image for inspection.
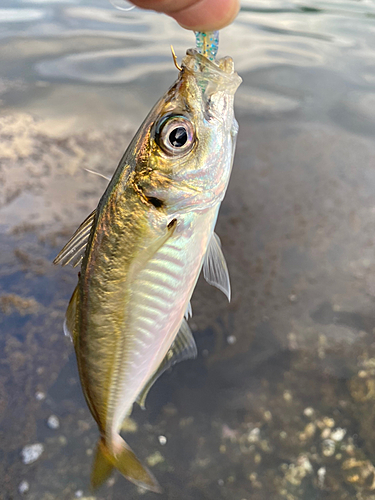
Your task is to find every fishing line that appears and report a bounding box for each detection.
[109,0,135,12]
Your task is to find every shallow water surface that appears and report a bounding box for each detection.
[2,0,375,499]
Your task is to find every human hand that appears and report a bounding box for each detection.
[129,0,240,31]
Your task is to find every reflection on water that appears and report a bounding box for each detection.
[2,0,375,499]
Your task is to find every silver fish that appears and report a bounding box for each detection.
[54,39,241,492]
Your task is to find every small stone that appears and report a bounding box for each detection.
[121,417,138,433]
[21,443,44,464]
[86,448,93,456]
[162,403,177,416]
[288,294,297,302]
[226,335,237,345]
[146,451,164,467]
[304,423,316,439]
[287,332,298,350]
[222,424,237,441]
[75,490,83,498]
[260,439,271,452]
[248,428,260,443]
[58,436,67,446]
[179,416,194,427]
[107,477,116,487]
[264,410,272,422]
[297,454,313,473]
[18,480,29,494]
[218,479,224,486]
[47,415,60,430]
[35,391,45,401]
[283,390,292,402]
[158,435,167,445]
[303,407,314,417]
[331,428,346,442]
[344,444,355,455]
[321,428,331,439]
[322,439,335,457]
[322,417,335,428]
[317,466,326,488]
[279,431,287,440]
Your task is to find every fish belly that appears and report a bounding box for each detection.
[108,206,219,438]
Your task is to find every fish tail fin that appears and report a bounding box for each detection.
[91,438,114,490]
[91,436,162,493]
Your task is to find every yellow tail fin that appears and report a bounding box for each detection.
[91,437,162,493]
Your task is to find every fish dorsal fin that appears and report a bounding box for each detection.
[84,168,111,181]
[53,209,96,267]
[136,319,197,409]
[63,285,78,344]
[203,232,231,301]
[184,301,192,320]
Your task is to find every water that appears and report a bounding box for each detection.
[1,0,375,498]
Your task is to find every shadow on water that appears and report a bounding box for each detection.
[2,0,375,499]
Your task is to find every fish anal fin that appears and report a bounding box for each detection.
[53,209,96,267]
[63,285,78,343]
[203,232,231,302]
[136,319,197,409]
[91,437,161,493]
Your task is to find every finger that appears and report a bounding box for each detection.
[130,0,240,31]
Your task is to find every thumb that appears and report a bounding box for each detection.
[129,0,240,31]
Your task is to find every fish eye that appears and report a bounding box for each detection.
[156,115,195,155]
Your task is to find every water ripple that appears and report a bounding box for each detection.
[236,86,301,115]
[36,47,173,83]
[0,8,45,22]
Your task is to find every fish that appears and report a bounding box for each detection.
[54,32,241,493]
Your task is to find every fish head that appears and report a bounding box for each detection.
[132,49,242,213]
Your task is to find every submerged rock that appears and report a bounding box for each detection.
[46,414,60,430]
[21,443,44,464]
[18,480,29,494]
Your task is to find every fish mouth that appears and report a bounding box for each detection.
[181,48,242,96]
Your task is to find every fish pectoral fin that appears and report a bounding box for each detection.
[184,301,192,319]
[53,209,96,267]
[136,319,197,409]
[91,437,161,493]
[63,285,78,343]
[203,232,231,302]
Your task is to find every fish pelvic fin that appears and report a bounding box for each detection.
[91,437,162,494]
